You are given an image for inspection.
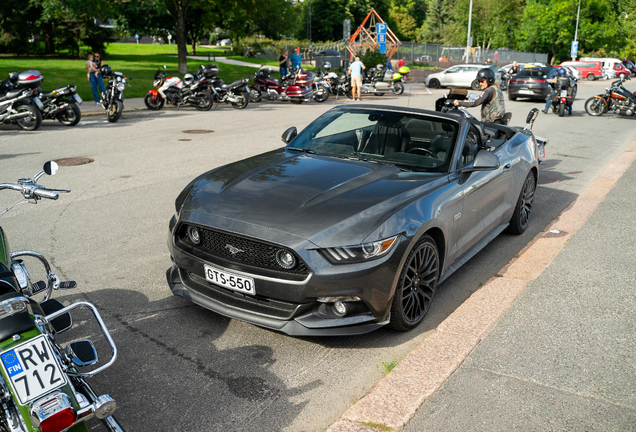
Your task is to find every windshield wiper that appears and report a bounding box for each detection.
[287,147,316,154]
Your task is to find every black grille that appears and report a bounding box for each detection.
[182,226,310,276]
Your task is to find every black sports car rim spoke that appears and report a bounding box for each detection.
[401,243,438,324]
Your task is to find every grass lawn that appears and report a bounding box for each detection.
[226,56,316,71]
[0,43,255,101]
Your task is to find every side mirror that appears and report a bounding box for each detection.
[43,161,59,176]
[163,65,167,69]
[526,108,539,125]
[464,150,500,172]
[281,126,297,144]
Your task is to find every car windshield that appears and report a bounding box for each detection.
[288,108,459,173]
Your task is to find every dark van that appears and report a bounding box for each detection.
[560,61,602,80]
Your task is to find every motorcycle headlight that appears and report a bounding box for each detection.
[154,79,161,87]
[116,82,125,92]
[319,235,399,264]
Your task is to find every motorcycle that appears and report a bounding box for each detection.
[585,77,636,117]
[0,70,81,127]
[144,65,213,111]
[309,70,330,103]
[0,161,124,432]
[195,64,250,109]
[359,66,405,96]
[99,65,131,123]
[547,76,575,117]
[0,82,42,131]
[250,67,313,104]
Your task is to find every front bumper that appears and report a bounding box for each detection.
[167,227,409,336]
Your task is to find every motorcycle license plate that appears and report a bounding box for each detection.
[33,97,44,109]
[204,264,255,296]
[0,335,67,405]
[73,94,83,104]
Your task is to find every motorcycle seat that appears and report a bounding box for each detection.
[0,292,39,341]
[39,91,56,99]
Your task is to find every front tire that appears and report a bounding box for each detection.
[107,100,123,123]
[584,97,606,116]
[56,102,81,126]
[15,104,42,131]
[392,82,405,95]
[249,88,262,103]
[313,85,329,102]
[144,93,165,110]
[389,235,439,331]
[587,74,596,81]
[471,79,480,90]
[507,171,536,235]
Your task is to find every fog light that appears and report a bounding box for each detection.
[275,249,296,269]
[332,301,348,317]
[187,226,200,245]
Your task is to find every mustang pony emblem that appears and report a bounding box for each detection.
[225,244,244,255]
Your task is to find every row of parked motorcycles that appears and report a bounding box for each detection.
[584,77,636,117]
[142,62,411,111]
[0,66,132,131]
[0,162,125,431]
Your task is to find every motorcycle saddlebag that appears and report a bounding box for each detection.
[285,85,304,97]
[18,70,43,88]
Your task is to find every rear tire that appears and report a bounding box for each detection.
[107,100,123,123]
[194,92,213,111]
[586,74,595,81]
[144,93,164,110]
[392,82,405,95]
[15,104,42,131]
[508,93,517,101]
[507,171,536,235]
[428,78,440,89]
[230,92,249,109]
[56,102,81,126]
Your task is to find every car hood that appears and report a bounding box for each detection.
[177,149,445,248]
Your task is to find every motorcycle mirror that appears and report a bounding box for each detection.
[163,65,167,69]
[526,108,539,124]
[281,127,298,144]
[43,161,59,176]
[443,92,448,99]
[469,93,477,100]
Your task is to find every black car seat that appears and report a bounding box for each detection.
[361,120,403,156]
[501,112,512,125]
[430,135,451,160]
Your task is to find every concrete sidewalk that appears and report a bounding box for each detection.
[329,141,636,431]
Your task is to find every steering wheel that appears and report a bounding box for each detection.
[407,147,440,159]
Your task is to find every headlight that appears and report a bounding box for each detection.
[320,235,399,264]
[116,82,125,92]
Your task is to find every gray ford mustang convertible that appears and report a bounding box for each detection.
[167,104,545,336]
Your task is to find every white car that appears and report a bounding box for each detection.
[560,65,582,80]
[425,64,503,90]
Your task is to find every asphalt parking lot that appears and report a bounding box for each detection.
[1,78,635,431]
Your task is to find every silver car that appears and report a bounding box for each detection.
[426,64,503,90]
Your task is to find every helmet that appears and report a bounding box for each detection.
[184,73,194,86]
[8,71,19,82]
[476,67,495,86]
[558,68,567,76]
[376,64,384,70]
[100,65,112,78]
[324,62,331,70]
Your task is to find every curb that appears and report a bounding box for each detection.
[327,140,636,432]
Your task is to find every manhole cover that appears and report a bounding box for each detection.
[54,157,94,167]
[182,130,214,134]
[178,139,192,142]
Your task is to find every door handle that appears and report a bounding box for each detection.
[503,163,512,171]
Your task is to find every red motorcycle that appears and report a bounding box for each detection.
[249,67,313,104]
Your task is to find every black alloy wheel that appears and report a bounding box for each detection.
[389,235,439,331]
[56,102,81,126]
[507,171,536,235]
[471,79,481,90]
[194,92,213,111]
[428,78,441,89]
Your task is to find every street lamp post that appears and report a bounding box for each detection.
[572,0,581,61]
[466,0,473,62]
